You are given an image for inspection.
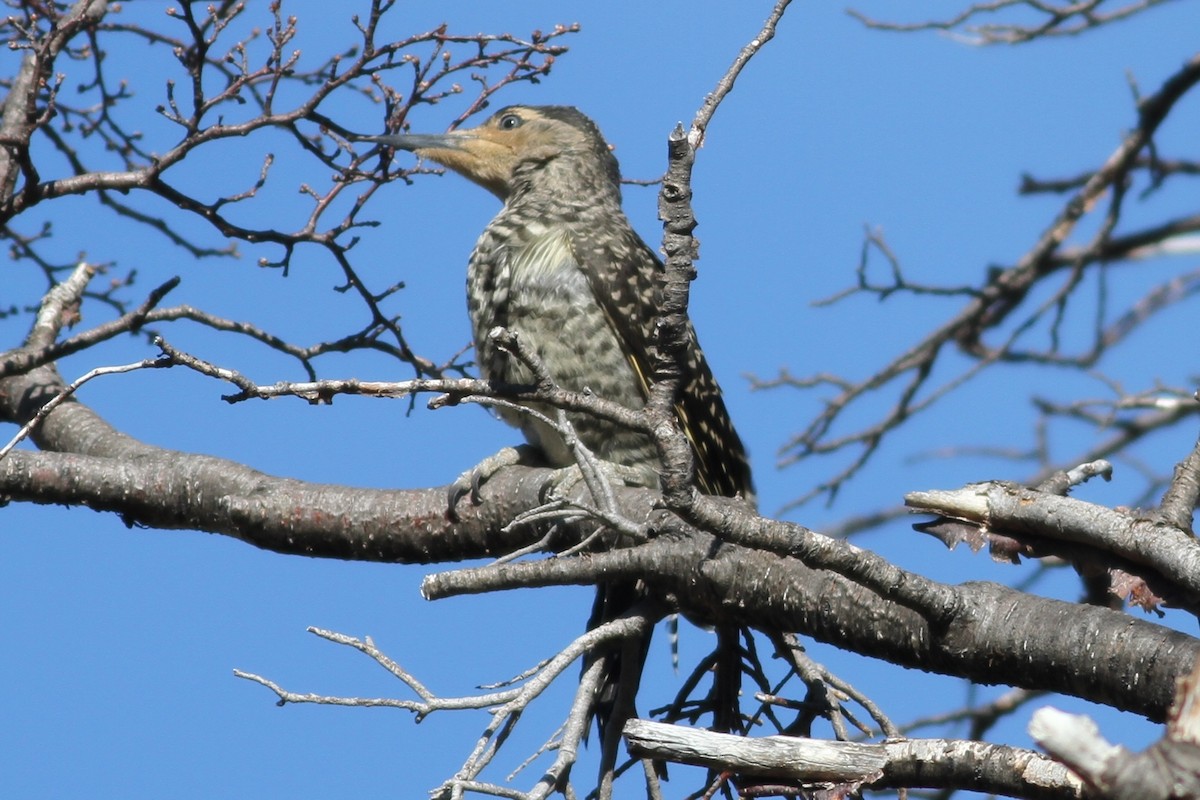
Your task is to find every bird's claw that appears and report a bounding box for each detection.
[538,460,655,506]
[446,446,528,521]
[446,448,654,521]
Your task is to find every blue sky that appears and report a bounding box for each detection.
[3,1,1198,797]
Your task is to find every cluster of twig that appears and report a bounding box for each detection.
[756,45,1200,510]
[848,0,1173,45]
[0,0,575,380]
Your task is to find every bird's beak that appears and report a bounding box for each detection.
[359,127,515,200]
[356,132,473,153]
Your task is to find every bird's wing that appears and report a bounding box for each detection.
[571,224,754,500]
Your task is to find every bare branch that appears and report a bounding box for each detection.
[766,51,1200,505]
[849,0,1172,45]
[626,719,1083,798]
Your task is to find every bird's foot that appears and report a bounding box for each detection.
[446,446,653,522]
[538,460,654,508]
[447,445,541,520]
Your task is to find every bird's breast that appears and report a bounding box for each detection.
[465,215,654,475]
[469,220,613,379]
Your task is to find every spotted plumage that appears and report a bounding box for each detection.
[366,105,752,499]
[362,105,753,750]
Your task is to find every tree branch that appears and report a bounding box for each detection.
[625,719,1083,798]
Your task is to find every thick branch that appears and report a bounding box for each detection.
[624,720,1082,799]
[425,514,1198,723]
[906,481,1200,597]
[2,359,1193,723]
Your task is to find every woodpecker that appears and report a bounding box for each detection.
[362,104,753,749]
[364,105,752,499]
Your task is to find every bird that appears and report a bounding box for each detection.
[360,104,753,759]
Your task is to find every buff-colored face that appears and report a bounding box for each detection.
[366,106,583,199]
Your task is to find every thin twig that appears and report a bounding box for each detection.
[0,357,169,460]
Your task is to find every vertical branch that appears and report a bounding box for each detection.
[0,0,109,201]
[651,126,701,507]
[650,0,792,509]
[1159,435,1200,534]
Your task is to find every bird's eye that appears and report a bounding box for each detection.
[498,114,523,130]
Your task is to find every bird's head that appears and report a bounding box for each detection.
[360,105,621,201]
